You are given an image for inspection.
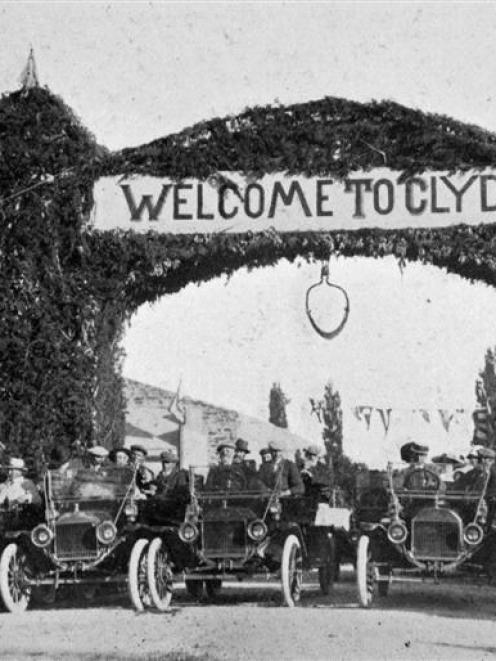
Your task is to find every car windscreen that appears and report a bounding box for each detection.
[47,466,135,502]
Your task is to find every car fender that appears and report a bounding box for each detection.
[267,523,308,560]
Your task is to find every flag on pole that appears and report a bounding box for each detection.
[19,47,39,90]
[168,379,186,425]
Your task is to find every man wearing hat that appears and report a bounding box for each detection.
[259,447,272,465]
[155,450,188,497]
[0,458,41,506]
[87,446,110,475]
[258,440,304,497]
[400,442,437,490]
[205,441,247,491]
[300,445,333,499]
[233,438,257,482]
[130,445,155,495]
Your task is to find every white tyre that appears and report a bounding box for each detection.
[281,534,303,607]
[147,537,173,611]
[0,543,32,613]
[128,538,150,611]
[356,535,376,608]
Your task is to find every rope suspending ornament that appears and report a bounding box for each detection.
[305,262,350,340]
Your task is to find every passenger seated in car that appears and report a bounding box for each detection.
[0,458,41,506]
[258,440,304,497]
[155,450,188,497]
[399,442,438,489]
[300,445,333,500]
[109,447,131,467]
[205,442,247,491]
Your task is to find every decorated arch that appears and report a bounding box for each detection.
[3,84,496,463]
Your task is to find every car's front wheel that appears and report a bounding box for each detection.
[0,543,32,613]
[128,538,150,611]
[356,535,376,608]
[147,537,173,611]
[281,534,303,607]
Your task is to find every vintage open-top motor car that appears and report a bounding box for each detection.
[144,466,349,610]
[0,465,151,612]
[354,461,495,607]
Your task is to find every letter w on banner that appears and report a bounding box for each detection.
[167,379,186,425]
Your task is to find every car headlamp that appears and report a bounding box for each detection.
[179,522,199,543]
[31,524,53,548]
[464,522,484,546]
[96,520,117,545]
[124,502,138,521]
[387,520,408,544]
[247,519,268,542]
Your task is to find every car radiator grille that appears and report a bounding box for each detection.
[202,521,247,557]
[412,510,461,560]
[54,522,99,560]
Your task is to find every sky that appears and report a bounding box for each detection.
[5,2,496,466]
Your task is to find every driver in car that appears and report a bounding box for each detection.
[258,440,304,497]
[400,442,437,489]
[205,442,247,491]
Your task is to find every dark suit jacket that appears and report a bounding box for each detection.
[155,467,188,496]
[205,464,247,491]
[258,459,304,496]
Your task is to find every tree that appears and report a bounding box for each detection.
[474,348,496,447]
[269,383,290,428]
[310,381,366,504]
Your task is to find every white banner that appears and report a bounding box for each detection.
[91,168,496,234]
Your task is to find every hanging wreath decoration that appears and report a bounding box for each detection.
[305,262,350,340]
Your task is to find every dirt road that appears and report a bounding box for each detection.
[1,574,496,661]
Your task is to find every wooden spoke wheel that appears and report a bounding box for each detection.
[281,534,303,607]
[128,538,151,611]
[356,535,376,608]
[0,543,32,613]
[147,537,173,611]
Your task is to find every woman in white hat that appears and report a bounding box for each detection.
[0,458,41,506]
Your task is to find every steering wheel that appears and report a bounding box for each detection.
[403,468,440,491]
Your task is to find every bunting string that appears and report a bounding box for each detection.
[349,406,468,435]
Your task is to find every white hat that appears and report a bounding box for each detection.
[87,446,109,458]
[8,457,26,471]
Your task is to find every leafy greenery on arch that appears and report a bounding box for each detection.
[2,86,496,466]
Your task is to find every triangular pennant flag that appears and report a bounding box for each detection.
[418,409,431,424]
[167,379,186,425]
[19,48,39,90]
[438,409,455,433]
[359,406,373,431]
[352,406,363,422]
[377,408,392,435]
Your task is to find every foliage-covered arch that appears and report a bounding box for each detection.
[2,86,496,465]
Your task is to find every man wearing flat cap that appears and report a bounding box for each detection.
[300,445,333,499]
[205,441,247,491]
[155,450,188,497]
[87,445,109,474]
[130,445,155,496]
[0,458,41,506]
[258,440,304,497]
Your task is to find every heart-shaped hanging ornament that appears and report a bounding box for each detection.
[305,263,350,340]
